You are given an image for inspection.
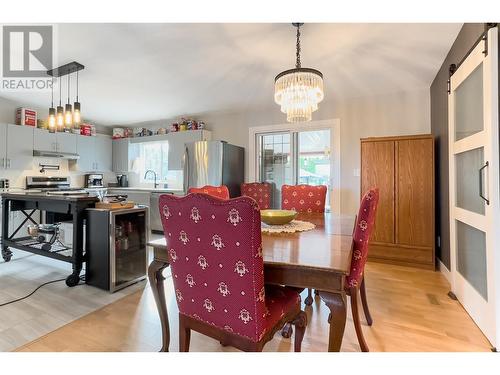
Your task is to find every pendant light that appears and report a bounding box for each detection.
[73,70,81,127]
[274,23,324,123]
[56,77,64,131]
[64,74,73,129]
[48,78,56,132]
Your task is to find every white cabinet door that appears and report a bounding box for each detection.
[76,135,96,171]
[112,138,129,172]
[33,128,56,151]
[57,132,77,154]
[7,125,34,170]
[0,124,6,169]
[95,135,112,172]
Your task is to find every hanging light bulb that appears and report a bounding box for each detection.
[48,77,56,132]
[64,74,73,129]
[56,77,64,131]
[73,70,81,127]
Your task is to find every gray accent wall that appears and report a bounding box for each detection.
[430,23,485,270]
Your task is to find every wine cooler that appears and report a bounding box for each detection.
[86,207,149,292]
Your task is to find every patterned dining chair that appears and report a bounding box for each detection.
[281,184,327,213]
[159,193,307,352]
[188,185,230,199]
[240,182,272,209]
[344,187,379,352]
[281,184,328,306]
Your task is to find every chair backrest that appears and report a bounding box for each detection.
[159,193,267,342]
[346,188,380,288]
[281,184,327,213]
[188,185,230,200]
[240,182,272,209]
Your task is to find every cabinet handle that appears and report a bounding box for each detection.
[1,157,4,168]
[479,161,490,205]
[7,159,10,169]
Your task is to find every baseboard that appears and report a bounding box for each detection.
[438,259,451,285]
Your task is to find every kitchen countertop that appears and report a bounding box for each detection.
[1,191,100,202]
[106,187,184,193]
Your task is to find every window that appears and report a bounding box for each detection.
[135,141,181,188]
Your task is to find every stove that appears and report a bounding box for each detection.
[26,176,88,195]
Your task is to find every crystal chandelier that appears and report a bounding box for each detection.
[274,23,324,123]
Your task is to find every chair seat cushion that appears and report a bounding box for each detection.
[263,285,301,333]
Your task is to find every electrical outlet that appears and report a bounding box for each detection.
[353,168,360,177]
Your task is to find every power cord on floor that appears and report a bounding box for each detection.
[0,277,84,307]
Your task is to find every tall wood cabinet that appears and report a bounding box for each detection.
[361,135,435,269]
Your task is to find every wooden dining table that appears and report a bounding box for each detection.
[147,212,354,352]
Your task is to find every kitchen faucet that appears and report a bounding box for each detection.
[144,170,159,189]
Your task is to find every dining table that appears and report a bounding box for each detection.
[147,212,355,352]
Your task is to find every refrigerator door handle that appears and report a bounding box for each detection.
[183,146,190,194]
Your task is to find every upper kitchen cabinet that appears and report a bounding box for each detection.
[112,138,139,172]
[0,124,34,171]
[167,130,211,170]
[95,135,112,171]
[76,134,112,172]
[33,128,77,154]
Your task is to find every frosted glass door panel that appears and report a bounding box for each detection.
[456,220,488,300]
[455,147,485,215]
[455,64,484,141]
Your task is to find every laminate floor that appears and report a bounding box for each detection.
[0,248,145,352]
[16,260,492,352]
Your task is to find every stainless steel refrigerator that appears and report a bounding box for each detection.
[183,140,244,197]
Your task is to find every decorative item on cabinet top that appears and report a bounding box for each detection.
[111,117,206,140]
[360,134,435,270]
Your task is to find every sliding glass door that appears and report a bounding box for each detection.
[256,128,332,210]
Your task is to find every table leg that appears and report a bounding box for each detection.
[148,259,170,352]
[319,291,347,352]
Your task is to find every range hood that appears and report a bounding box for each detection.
[33,150,80,160]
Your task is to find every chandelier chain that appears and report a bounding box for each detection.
[295,24,301,69]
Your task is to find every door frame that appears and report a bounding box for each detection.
[448,27,499,347]
[248,119,341,214]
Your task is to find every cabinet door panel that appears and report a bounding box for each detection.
[76,135,95,171]
[95,136,112,171]
[57,132,77,154]
[7,125,34,170]
[396,139,433,247]
[34,128,56,151]
[361,141,395,243]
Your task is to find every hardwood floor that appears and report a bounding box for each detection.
[16,262,492,352]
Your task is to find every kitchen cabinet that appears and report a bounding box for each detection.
[112,138,139,172]
[33,129,77,154]
[0,124,34,170]
[76,135,112,172]
[361,135,435,269]
[95,135,112,171]
[167,130,211,170]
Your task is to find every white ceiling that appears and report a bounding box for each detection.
[0,23,462,125]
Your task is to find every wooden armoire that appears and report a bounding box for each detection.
[360,135,435,269]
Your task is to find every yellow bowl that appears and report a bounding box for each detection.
[260,209,297,225]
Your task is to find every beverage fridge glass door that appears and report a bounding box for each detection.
[184,141,223,193]
[110,208,148,292]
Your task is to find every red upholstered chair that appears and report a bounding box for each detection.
[188,185,230,200]
[240,182,272,209]
[159,193,307,352]
[345,187,379,352]
[281,184,327,213]
[281,184,327,306]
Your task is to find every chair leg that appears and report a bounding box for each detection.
[304,288,313,306]
[349,287,369,352]
[292,311,307,352]
[281,322,293,338]
[179,318,191,352]
[360,277,373,326]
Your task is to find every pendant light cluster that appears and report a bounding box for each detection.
[274,23,324,123]
[47,62,84,133]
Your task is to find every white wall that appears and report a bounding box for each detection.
[118,88,430,214]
